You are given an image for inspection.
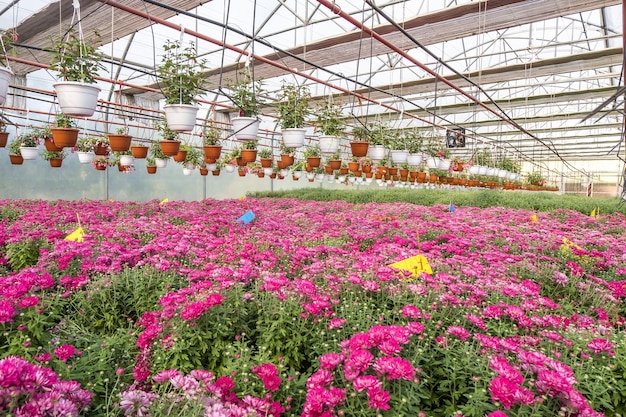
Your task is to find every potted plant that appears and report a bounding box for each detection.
[149,141,169,168]
[75,136,97,164]
[92,155,109,171]
[114,150,134,167]
[228,71,265,141]
[180,147,202,169]
[158,40,207,132]
[0,118,8,148]
[279,143,296,167]
[526,171,545,187]
[16,131,39,160]
[108,127,132,152]
[405,130,424,166]
[349,122,371,158]
[130,141,149,159]
[241,140,258,163]
[30,126,57,151]
[146,157,157,174]
[315,101,344,154]
[7,138,23,164]
[41,148,67,168]
[388,132,408,164]
[276,81,311,148]
[258,148,273,168]
[304,143,321,168]
[201,120,222,161]
[0,29,16,105]
[223,147,242,173]
[50,113,79,148]
[49,29,104,117]
[173,142,191,163]
[157,118,181,156]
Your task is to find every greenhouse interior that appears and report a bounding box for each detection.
[2,1,626,417]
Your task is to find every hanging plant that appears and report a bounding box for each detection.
[276,81,311,129]
[315,102,344,136]
[227,71,266,118]
[49,29,104,84]
[157,40,207,105]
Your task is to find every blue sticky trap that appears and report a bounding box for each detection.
[237,210,255,224]
[449,204,455,213]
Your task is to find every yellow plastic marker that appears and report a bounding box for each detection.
[562,237,582,250]
[159,198,169,205]
[530,214,538,222]
[238,196,246,201]
[64,213,84,242]
[388,231,433,280]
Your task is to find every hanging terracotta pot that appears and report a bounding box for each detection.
[108,134,132,152]
[260,158,273,168]
[280,154,294,167]
[146,165,157,174]
[51,127,79,148]
[241,149,258,163]
[173,150,188,162]
[44,139,62,152]
[199,168,208,176]
[350,141,369,157]
[307,156,321,168]
[94,144,109,156]
[348,161,359,172]
[212,169,221,176]
[131,145,149,159]
[329,159,342,170]
[0,131,9,148]
[49,158,63,168]
[203,145,222,161]
[159,140,181,156]
[9,154,23,165]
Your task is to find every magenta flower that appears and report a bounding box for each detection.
[252,363,281,392]
[54,344,76,362]
[587,338,615,356]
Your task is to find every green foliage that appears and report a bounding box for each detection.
[157,40,207,105]
[6,239,45,271]
[49,29,104,83]
[0,205,22,222]
[249,188,626,215]
[228,71,266,117]
[315,101,344,136]
[276,81,311,129]
[54,113,77,129]
[41,148,67,161]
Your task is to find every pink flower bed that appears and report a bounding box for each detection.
[0,198,625,417]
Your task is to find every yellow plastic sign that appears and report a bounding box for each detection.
[561,237,582,250]
[530,214,538,223]
[159,198,169,205]
[64,227,84,242]
[389,255,433,279]
[591,207,599,218]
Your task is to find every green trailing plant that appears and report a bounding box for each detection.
[16,133,38,148]
[228,71,266,117]
[8,138,22,155]
[280,143,296,156]
[41,149,67,161]
[53,113,77,129]
[49,29,104,84]
[0,29,17,67]
[242,140,258,150]
[526,171,546,185]
[303,143,321,158]
[146,157,157,167]
[202,121,221,145]
[157,40,207,105]
[276,81,311,129]
[182,147,203,167]
[291,159,306,172]
[351,123,369,142]
[258,148,273,159]
[405,130,424,154]
[149,141,168,160]
[75,136,97,152]
[157,118,179,141]
[472,148,493,166]
[369,123,394,147]
[315,102,344,136]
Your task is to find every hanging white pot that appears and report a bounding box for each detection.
[426,157,440,169]
[315,173,325,182]
[224,164,236,173]
[155,158,168,168]
[478,166,488,175]
[282,128,306,148]
[20,146,39,160]
[231,117,260,141]
[206,163,217,171]
[163,104,199,132]
[182,167,193,176]
[468,165,480,175]
[0,66,12,105]
[77,151,94,164]
[263,167,274,176]
[338,175,347,182]
[497,169,508,179]
[407,153,423,166]
[390,149,409,164]
[486,167,497,176]
[306,172,315,180]
[368,145,386,161]
[438,158,451,170]
[319,135,340,154]
[119,155,134,166]
[325,174,335,183]
[53,81,101,117]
